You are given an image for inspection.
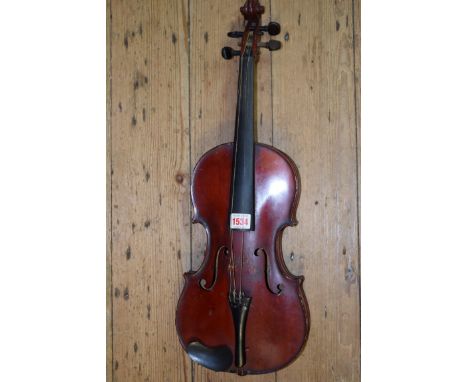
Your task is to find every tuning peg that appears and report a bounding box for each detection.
[227,31,243,38]
[259,40,282,51]
[221,47,240,60]
[259,21,281,36]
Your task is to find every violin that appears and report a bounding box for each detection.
[176,0,309,375]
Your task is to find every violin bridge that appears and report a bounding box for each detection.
[229,292,252,370]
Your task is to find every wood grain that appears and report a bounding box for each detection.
[354,0,361,242]
[108,0,360,380]
[109,0,191,381]
[107,0,113,381]
[271,0,360,380]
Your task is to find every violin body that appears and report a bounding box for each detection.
[176,143,309,374]
[176,0,310,375]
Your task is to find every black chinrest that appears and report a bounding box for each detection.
[186,341,233,371]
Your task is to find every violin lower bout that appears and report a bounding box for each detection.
[176,143,310,375]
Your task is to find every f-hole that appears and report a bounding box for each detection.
[254,248,283,295]
[200,246,229,291]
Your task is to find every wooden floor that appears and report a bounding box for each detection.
[107,0,360,381]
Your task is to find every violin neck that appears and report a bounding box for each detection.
[230,50,256,229]
[235,52,255,144]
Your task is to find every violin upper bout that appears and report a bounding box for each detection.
[191,143,234,226]
[255,143,301,230]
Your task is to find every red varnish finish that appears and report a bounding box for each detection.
[176,144,309,374]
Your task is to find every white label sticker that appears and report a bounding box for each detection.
[230,213,251,230]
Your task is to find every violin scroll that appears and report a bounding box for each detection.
[240,0,264,21]
[221,0,282,60]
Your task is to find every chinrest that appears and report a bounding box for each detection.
[186,341,233,372]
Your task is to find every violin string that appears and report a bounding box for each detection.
[239,231,244,298]
[229,34,254,301]
[229,39,247,301]
[237,40,254,300]
[229,230,235,296]
[238,43,254,300]
[229,39,244,229]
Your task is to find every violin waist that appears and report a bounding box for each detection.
[176,143,309,375]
